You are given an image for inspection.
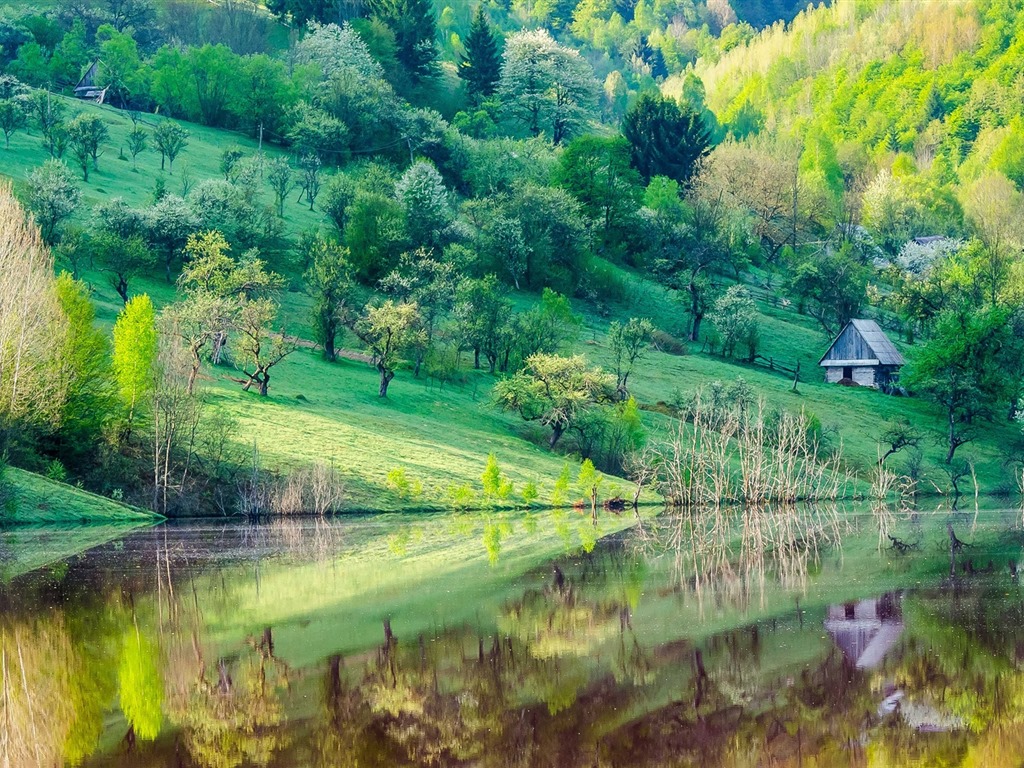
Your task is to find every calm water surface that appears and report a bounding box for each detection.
[2,504,1024,767]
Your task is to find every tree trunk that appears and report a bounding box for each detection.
[946,412,957,464]
[689,283,703,342]
[116,276,129,304]
[690,311,703,343]
[259,372,269,396]
[379,368,393,398]
[474,347,480,370]
[324,334,336,363]
[549,424,564,449]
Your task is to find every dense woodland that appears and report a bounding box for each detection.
[1,0,1024,515]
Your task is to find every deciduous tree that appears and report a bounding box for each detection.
[494,353,616,448]
[350,300,423,397]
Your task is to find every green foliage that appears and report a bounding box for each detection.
[26,159,79,242]
[352,300,424,397]
[111,294,158,435]
[386,466,423,499]
[498,29,599,145]
[459,6,502,103]
[481,453,514,500]
[623,93,711,186]
[521,480,539,506]
[304,235,353,362]
[118,630,163,742]
[556,135,643,253]
[367,0,438,83]
[905,305,1016,463]
[495,353,616,449]
[66,113,109,182]
[551,462,572,506]
[709,284,758,359]
[152,120,189,173]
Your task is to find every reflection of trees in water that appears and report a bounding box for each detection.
[0,598,129,766]
[165,626,291,768]
[630,503,843,614]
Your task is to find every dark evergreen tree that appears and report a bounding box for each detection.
[631,35,668,80]
[622,93,711,187]
[459,6,501,102]
[368,0,437,82]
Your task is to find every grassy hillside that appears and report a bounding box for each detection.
[6,467,158,524]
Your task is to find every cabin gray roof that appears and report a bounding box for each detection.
[818,319,905,367]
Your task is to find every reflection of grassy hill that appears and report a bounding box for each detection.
[2,467,157,579]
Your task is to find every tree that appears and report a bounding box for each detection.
[576,458,602,517]
[267,157,292,217]
[459,5,501,103]
[396,160,452,251]
[299,153,322,211]
[494,353,616,448]
[26,160,80,243]
[608,317,653,398]
[454,274,512,372]
[29,90,66,159]
[126,125,147,171]
[234,297,297,396]
[649,176,740,341]
[220,146,244,180]
[53,274,114,465]
[112,294,158,438]
[623,93,712,188]
[555,135,643,252]
[67,113,109,182]
[498,29,599,145]
[96,24,146,108]
[0,182,68,429]
[877,417,922,465]
[153,120,189,173]
[0,96,26,148]
[905,306,1012,464]
[367,0,437,83]
[304,236,353,362]
[709,285,758,359]
[350,300,423,397]
[141,195,201,281]
[786,242,870,336]
[321,172,355,232]
[92,232,157,304]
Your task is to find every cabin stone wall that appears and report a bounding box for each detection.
[824,365,879,387]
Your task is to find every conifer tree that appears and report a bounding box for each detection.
[459,6,501,103]
[369,0,437,82]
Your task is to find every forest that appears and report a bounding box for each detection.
[0,0,1023,517]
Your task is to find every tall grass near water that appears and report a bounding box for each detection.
[635,393,851,506]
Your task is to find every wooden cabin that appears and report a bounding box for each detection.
[73,62,107,103]
[818,319,904,391]
[823,593,903,670]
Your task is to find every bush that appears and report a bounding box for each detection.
[650,329,688,355]
[386,467,423,500]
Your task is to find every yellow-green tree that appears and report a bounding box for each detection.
[112,293,158,437]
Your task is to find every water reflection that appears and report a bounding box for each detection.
[1,507,1024,765]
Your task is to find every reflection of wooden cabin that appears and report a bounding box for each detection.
[818,319,905,391]
[73,61,107,103]
[824,593,903,670]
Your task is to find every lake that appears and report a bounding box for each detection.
[2,502,1024,767]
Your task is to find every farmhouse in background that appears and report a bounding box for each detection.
[818,319,905,391]
[73,62,107,103]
